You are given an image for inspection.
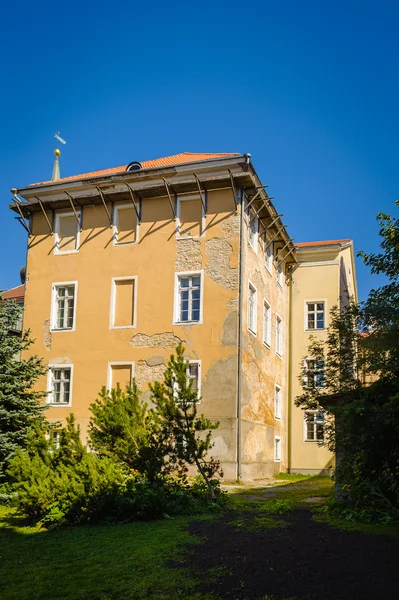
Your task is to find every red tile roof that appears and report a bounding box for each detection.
[295,239,351,248]
[2,284,24,301]
[31,152,241,186]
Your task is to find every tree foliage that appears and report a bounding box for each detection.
[0,297,47,480]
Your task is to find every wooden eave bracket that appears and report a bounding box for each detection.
[64,191,82,231]
[228,169,238,212]
[34,196,53,234]
[194,174,207,216]
[162,177,177,220]
[96,186,113,227]
[124,183,142,224]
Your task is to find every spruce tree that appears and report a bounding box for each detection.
[0,296,47,480]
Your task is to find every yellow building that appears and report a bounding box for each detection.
[11,152,298,481]
[288,239,358,474]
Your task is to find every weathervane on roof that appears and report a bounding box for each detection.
[52,132,66,181]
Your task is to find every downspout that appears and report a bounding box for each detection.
[287,266,294,472]
[237,187,245,480]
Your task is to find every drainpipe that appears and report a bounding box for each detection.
[287,267,294,472]
[237,187,245,480]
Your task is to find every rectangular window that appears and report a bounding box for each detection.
[248,283,257,334]
[265,240,273,273]
[276,315,283,356]
[48,366,73,405]
[114,204,138,245]
[306,302,325,330]
[274,436,281,462]
[276,262,284,287]
[55,212,80,254]
[51,283,77,331]
[178,195,204,238]
[107,362,134,390]
[274,385,282,419]
[305,359,325,389]
[187,360,201,399]
[263,299,271,347]
[304,411,325,442]
[248,211,259,252]
[110,277,137,328]
[175,272,203,324]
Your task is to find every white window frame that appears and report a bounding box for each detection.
[275,313,283,357]
[263,298,271,348]
[173,270,204,325]
[304,358,325,389]
[50,281,78,332]
[303,410,325,443]
[274,436,281,462]
[248,210,259,253]
[107,361,135,391]
[304,299,327,331]
[177,193,206,239]
[187,359,202,401]
[248,281,258,335]
[109,276,138,329]
[113,203,140,246]
[46,364,74,407]
[265,240,273,274]
[276,261,284,288]
[274,384,282,420]
[54,211,81,255]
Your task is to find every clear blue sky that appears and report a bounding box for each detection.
[1,0,398,301]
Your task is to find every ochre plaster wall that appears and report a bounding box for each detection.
[290,248,340,473]
[24,188,240,480]
[240,211,290,480]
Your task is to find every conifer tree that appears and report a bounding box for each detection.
[0,297,47,480]
[149,344,222,500]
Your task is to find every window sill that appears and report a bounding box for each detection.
[47,403,71,408]
[174,320,203,326]
[274,415,281,421]
[54,249,79,255]
[274,458,281,463]
[248,242,258,255]
[276,351,283,359]
[304,328,326,333]
[248,328,257,337]
[263,341,271,349]
[113,240,139,246]
[110,325,136,330]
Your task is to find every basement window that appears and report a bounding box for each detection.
[274,436,281,462]
[55,212,80,254]
[177,195,204,238]
[110,277,137,328]
[114,204,139,245]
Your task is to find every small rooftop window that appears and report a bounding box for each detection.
[126,162,142,172]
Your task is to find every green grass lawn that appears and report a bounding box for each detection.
[1,476,398,600]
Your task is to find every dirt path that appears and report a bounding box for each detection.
[181,481,399,600]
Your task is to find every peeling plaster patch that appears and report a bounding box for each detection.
[130,332,183,348]
[205,238,238,290]
[244,427,267,462]
[251,338,263,361]
[212,435,229,457]
[146,355,165,367]
[201,356,237,404]
[43,320,52,351]
[226,297,239,311]
[175,238,203,271]
[222,214,240,238]
[48,357,72,365]
[222,311,238,347]
[251,269,264,291]
[135,360,166,387]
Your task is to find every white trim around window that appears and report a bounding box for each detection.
[274,436,281,462]
[276,261,284,288]
[265,239,273,274]
[187,359,202,400]
[274,384,282,420]
[304,299,327,331]
[113,203,140,246]
[303,410,325,443]
[248,210,259,253]
[109,276,138,329]
[46,364,74,407]
[248,280,258,335]
[173,270,204,325]
[263,298,271,348]
[275,313,283,357]
[176,193,206,239]
[107,362,135,390]
[50,281,78,332]
[54,211,81,255]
